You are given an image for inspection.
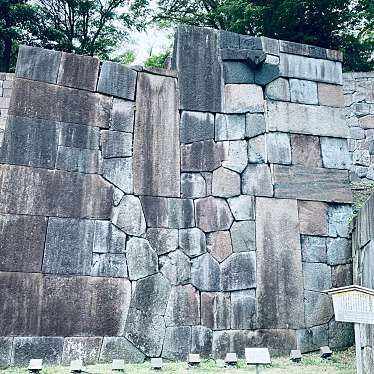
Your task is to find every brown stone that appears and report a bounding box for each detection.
[298,201,328,236]
[207,231,232,262]
[201,292,231,330]
[318,83,344,108]
[290,134,322,167]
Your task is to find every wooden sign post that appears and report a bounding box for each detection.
[326,285,374,374]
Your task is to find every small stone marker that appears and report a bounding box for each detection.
[225,352,238,367]
[112,359,125,371]
[245,348,271,373]
[320,346,333,359]
[188,353,201,367]
[28,359,43,372]
[289,350,302,363]
[70,359,83,373]
[151,357,163,370]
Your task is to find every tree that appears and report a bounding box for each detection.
[144,49,170,68]
[112,49,136,64]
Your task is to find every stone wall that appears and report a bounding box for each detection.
[0,27,354,367]
[0,73,13,146]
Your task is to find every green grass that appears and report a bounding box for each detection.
[0,348,356,374]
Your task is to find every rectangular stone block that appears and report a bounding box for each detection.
[290,134,322,167]
[273,165,352,203]
[62,337,102,365]
[9,79,111,128]
[0,164,113,218]
[91,253,128,278]
[101,130,132,158]
[267,101,348,138]
[289,79,318,105]
[224,84,264,113]
[0,214,47,272]
[320,137,351,169]
[298,201,328,236]
[201,292,231,330]
[133,73,180,197]
[180,111,214,143]
[256,198,304,329]
[318,83,344,107]
[99,337,145,363]
[56,146,100,174]
[111,99,134,132]
[58,122,100,149]
[223,61,254,84]
[0,337,12,368]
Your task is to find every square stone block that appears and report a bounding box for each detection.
[298,201,328,236]
[291,134,322,167]
[224,84,264,113]
[62,337,102,365]
[99,337,145,363]
[0,337,12,368]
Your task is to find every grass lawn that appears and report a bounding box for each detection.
[0,348,355,374]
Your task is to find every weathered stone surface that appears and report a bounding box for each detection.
[273,165,352,203]
[40,275,131,336]
[298,201,328,236]
[191,326,213,358]
[223,61,254,84]
[179,228,207,258]
[256,198,304,329]
[290,134,322,167]
[239,35,262,49]
[296,324,328,353]
[328,204,352,238]
[242,164,273,196]
[195,196,233,232]
[56,146,100,174]
[247,135,266,163]
[141,196,195,228]
[266,132,291,164]
[92,221,126,254]
[301,235,327,263]
[191,253,221,291]
[12,337,64,366]
[91,253,128,278]
[215,114,245,141]
[228,195,255,221]
[326,237,352,265]
[230,221,256,252]
[304,291,334,327]
[111,195,146,236]
[62,337,102,365]
[224,84,264,113]
[245,113,266,138]
[58,53,100,91]
[0,337,12,368]
[99,337,145,363]
[162,326,192,360]
[231,290,256,329]
[101,130,132,158]
[254,55,280,85]
[58,121,100,150]
[181,173,206,198]
[303,262,332,291]
[111,99,134,132]
[318,83,344,107]
[289,79,318,105]
[43,218,94,275]
[10,79,111,128]
[102,157,133,193]
[174,26,222,112]
[320,137,351,169]
[212,167,241,197]
[0,214,46,272]
[201,292,231,330]
[126,238,158,280]
[207,231,233,263]
[353,149,370,166]
[180,111,214,143]
[219,30,240,48]
[328,320,354,349]
[267,101,347,137]
[160,250,191,285]
[331,264,353,288]
[261,36,280,55]
[97,62,136,100]
[146,228,178,255]
[0,272,42,335]
[16,46,61,83]
[181,140,224,172]
[264,78,290,101]
[221,140,247,173]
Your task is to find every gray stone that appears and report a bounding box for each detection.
[256,198,304,329]
[146,228,178,255]
[206,231,233,263]
[304,291,334,327]
[349,127,365,140]
[180,111,214,143]
[91,253,128,278]
[101,130,132,158]
[43,218,94,276]
[62,337,102,365]
[160,250,191,285]
[56,146,100,174]
[111,99,134,132]
[191,326,213,358]
[201,293,231,330]
[202,172,213,195]
[221,140,247,173]
[126,238,158,280]
[290,134,322,167]
[58,122,100,150]
[12,337,64,366]
[179,228,207,258]
[97,62,137,99]
[102,157,133,193]
[212,167,241,197]
[301,236,327,263]
[239,35,262,49]
[162,326,192,360]
[224,84,264,113]
[215,114,245,141]
[191,253,221,291]
[331,264,353,288]
[255,55,281,85]
[230,221,256,252]
[16,46,61,83]
[223,61,254,84]
[326,237,352,265]
[266,132,291,164]
[353,149,370,166]
[247,135,266,163]
[320,137,351,169]
[273,165,352,203]
[245,113,266,138]
[328,204,352,238]
[242,164,273,197]
[181,140,224,172]
[228,195,255,221]
[92,221,127,254]
[303,262,332,291]
[328,321,354,349]
[195,196,233,232]
[298,201,328,236]
[231,290,256,329]
[296,325,328,353]
[318,83,344,108]
[219,30,240,48]
[0,337,12,368]
[133,73,180,197]
[181,173,206,198]
[99,337,145,363]
[289,79,318,105]
[264,78,290,101]
[221,252,256,291]
[261,36,280,56]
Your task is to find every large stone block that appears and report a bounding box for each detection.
[162,326,192,360]
[254,55,281,85]
[191,253,221,291]
[328,320,354,349]
[242,164,273,196]
[301,235,327,263]
[290,134,322,167]
[231,290,256,329]
[245,113,266,138]
[326,237,352,265]
[224,84,264,113]
[56,146,100,174]
[160,250,191,285]
[111,98,134,132]
[230,221,256,252]
[146,228,178,255]
[215,114,245,141]
[228,195,255,221]
[91,253,128,278]
[331,264,353,288]
[0,214,47,272]
[180,111,214,143]
[133,73,180,197]
[298,201,328,236]
[318,83,344,108]
[264,77,290,101]
[289,79,318,105]
[320,137,351,169]
[266,132,291,164]
[273,165,352,203]
[267,101,348,138]
[201,292,231,330]
[101,130,132,158]
[102,157,133,193]
[181,173,206,198]
[179,228,207,258]
[304,291,333,327]
[303,262,332,291]
[256,198,304,329]
[223,61,254,84]
[221,140,247,173]
[212,167,241,198]
[191,326,213,358]
[62,337,102,365]
[328,204,352,238]
[58,121,100,150]
[206,231,233,263]
[16,46,61,84]
[0,337,12,368]
[247,135,266,163]
[9,79,111,128]
[296,324,328,353]
[99,337,145,363]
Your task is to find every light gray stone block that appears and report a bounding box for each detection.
[102,157,133,193]
[304,291,333,327]
[111,99,134,132]
[248,135,266,163]
[353,149,370,166]
[228,195,255,221]
[179,228,207,258]
[230,221,256,252]
[245,113,266,138]
[91,253,128,278]
[0,337,12,368]
[191,253,221,291]
[231,290,256,329]
[224,84,264,113]
[326,237,352,265]
[242,164,273,196]
[301,236,327,263]
[62,337,102,365]
[289,79,318,105]
[101,130,132,158]
[180,111,214,143]
[296,324,328,353]
[212,167,241,197]
[181,173,206,198]
[215,114,245,141]
[191,326,213,358]
[207,231,233,263]
[266,132,291,164]
[160,250,191,285]
[318,83,344,108]
[162,326,192,360]
[320,137,351,169]
[328,204,352,238]
[303,262,332,291]
[146,228,178,255]
[99,337,145,363]
[92,221,126,254]
[265,78,290,101]
[58,122,100,150]
[221,140,247,173]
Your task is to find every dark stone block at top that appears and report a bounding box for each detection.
[219,30,240,49]
[16,45,61,84]
[239,35,262,50]
[97,62,137,100]
[57,52,100,91]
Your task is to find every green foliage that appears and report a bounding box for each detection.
[144,50,170,68]
[112,50,136,65]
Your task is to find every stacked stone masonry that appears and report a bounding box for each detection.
[0,73,14,146]
[0,27,354,367]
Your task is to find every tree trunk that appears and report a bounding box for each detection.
[0,36,12,72]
